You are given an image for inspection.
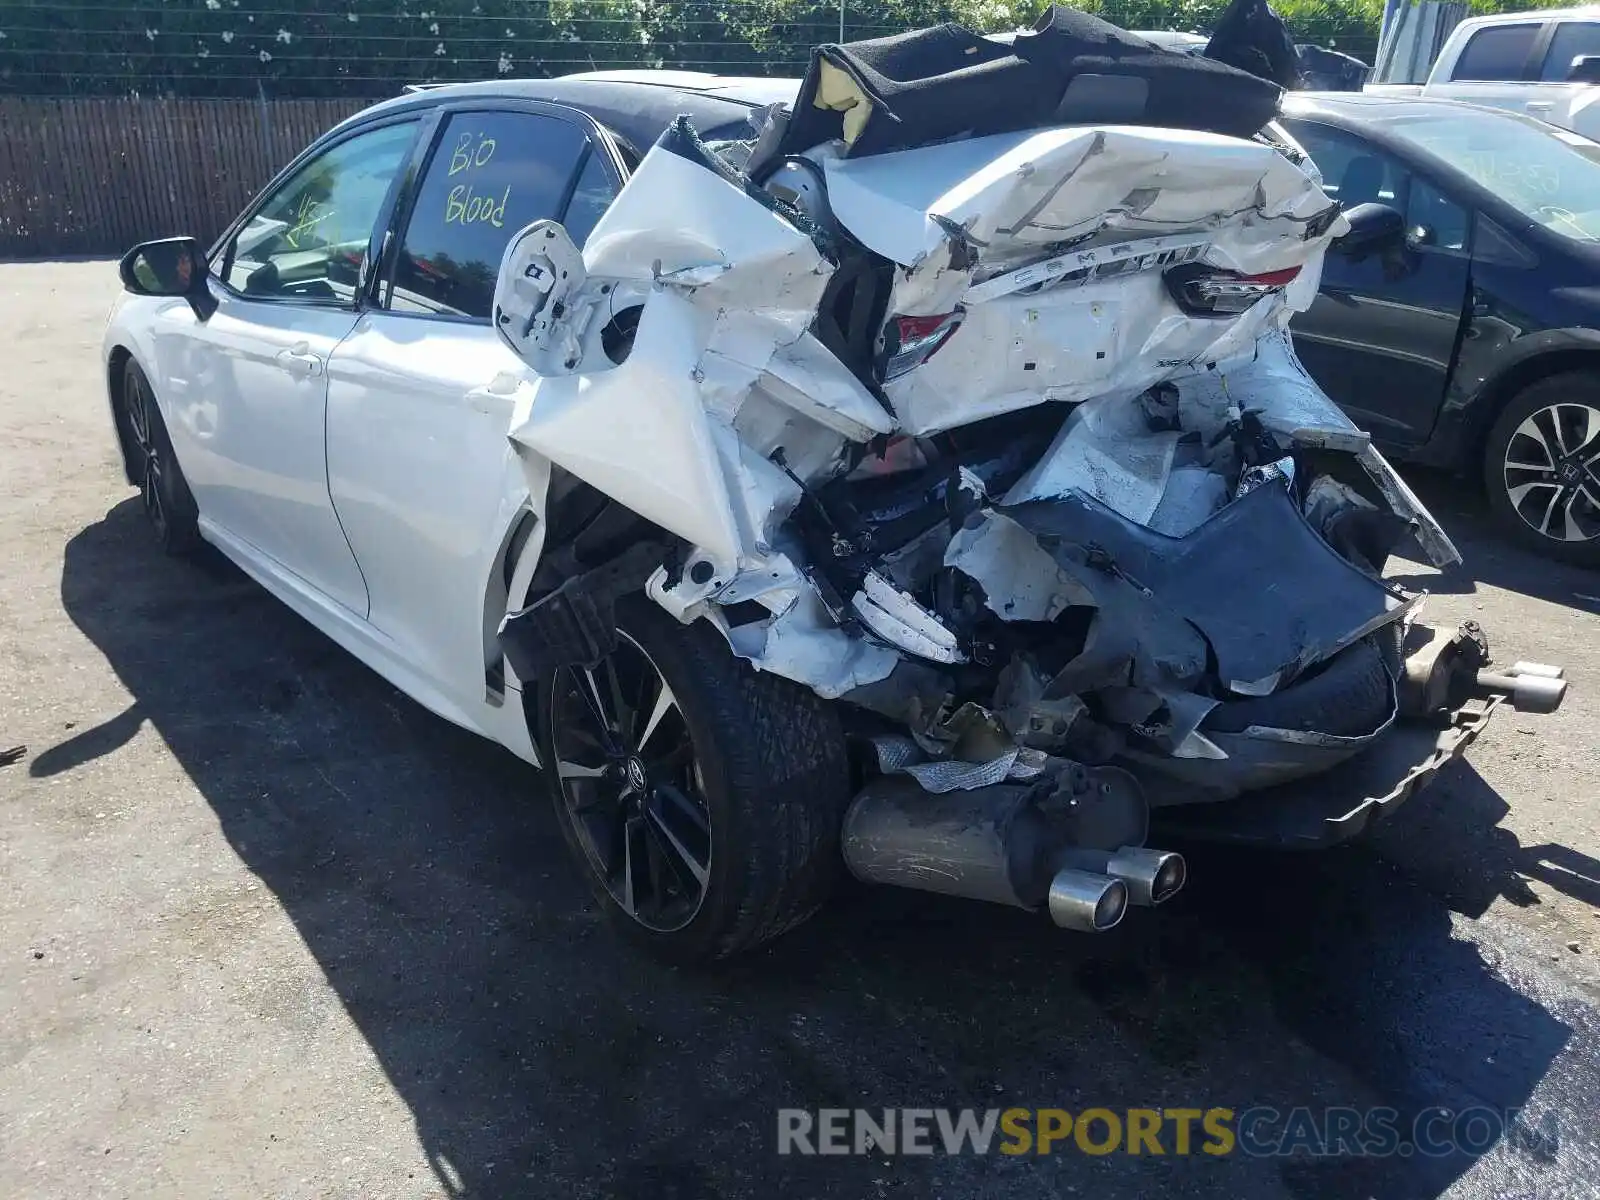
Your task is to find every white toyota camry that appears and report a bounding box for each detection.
[101,17,1566,963]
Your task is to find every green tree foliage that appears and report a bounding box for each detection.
[0,0,1579,97]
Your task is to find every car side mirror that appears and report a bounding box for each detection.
[1333,202,1405,259]
[118,237,216,320]
[1567,55,1600,84]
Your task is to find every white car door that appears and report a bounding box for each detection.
[324,104,620,707]
[163,117,421,616]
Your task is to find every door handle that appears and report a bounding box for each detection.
[1527,101,1554,112]
[276,344,324,377]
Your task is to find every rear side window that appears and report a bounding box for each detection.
[562,150,619,249]
[1450,24,1540,81]
[388,111,592,320]
[1539,21,1600,80]
[1283,122,1405,208]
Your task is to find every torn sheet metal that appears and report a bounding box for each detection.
[818,124,1337,272]
[874,247,1331,438]
[1006,479,1403,692]
[584,121,832,321]
[1357,442,1462,568]
[1004,390,1180,526]
[504,118,860,574]
[945,509,1210,694]
[484,59,1471,802]
[1184,327,1370,452]
[720,580,900,698]
[1170,329,1461,567]
[942,511,1093,622]
[756,332,896,443]
[509,288,744,565]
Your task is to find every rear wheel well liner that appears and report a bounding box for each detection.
[512,471,682,738]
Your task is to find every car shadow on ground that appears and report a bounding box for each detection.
[1384,468,1600,611]
[48,498,1590,1200]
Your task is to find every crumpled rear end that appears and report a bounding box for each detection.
[489,14,1564,947]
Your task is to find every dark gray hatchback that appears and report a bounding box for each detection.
[1280,92,1600,566]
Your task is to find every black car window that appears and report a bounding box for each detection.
[1407,177,1470,252]
[1539,21,1600,80]
[388,110,598,320]
[220,121,418,305]
[1288,123,1407,208]
[1450,24,1540,81]
[1473,213,1535,267]
[1287,121,1469,253]
[562,149,620,249]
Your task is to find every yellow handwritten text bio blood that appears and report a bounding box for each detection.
[445,129,509,228]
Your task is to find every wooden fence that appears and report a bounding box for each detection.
[0,95,382,259]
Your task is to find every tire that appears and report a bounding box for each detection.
[1482,372,1600,568]
[1204,635,1392,736]
[119,359,201,556]
[537,595,852,963]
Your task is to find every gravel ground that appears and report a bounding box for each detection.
[2,259,1599,1200]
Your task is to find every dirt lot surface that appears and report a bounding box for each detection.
[3,259,1600,1199]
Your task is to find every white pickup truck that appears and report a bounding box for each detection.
[1368,6,1600,137]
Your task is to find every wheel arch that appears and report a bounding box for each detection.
[105,344,141,486]
[1462,344,1600,474]
[480,502,538,694]
[489,466,678,739]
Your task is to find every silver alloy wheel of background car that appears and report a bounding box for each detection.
[1501,400,1600,545]
[547,631,713,933]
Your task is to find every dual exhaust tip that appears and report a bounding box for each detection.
[838,780,1186,935]
[1478,660,1567,714]
[1047,848,1187,933]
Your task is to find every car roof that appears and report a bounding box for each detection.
[1280,90,1600,136]
[1282,92,1499,122]
[341,72,803,156]
[1283,89,1600,140]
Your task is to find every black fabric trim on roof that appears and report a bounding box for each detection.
[776,4,1282,159]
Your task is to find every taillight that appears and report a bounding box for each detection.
[1165,263,1302,317]
[881,311,963,381]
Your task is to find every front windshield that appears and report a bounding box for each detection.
[1390,108,1600,241]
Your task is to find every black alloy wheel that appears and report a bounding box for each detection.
[547,631,713,933]
[539,596,852,963]
[120,359,200,555]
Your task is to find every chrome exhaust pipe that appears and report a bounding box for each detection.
[1510,660,1564,679]
[1058,846,1187,907]
[841,777,1148,933]
[1107,847,1187,907]
[1048,868,1129,932]
[1476,668,1567,714]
